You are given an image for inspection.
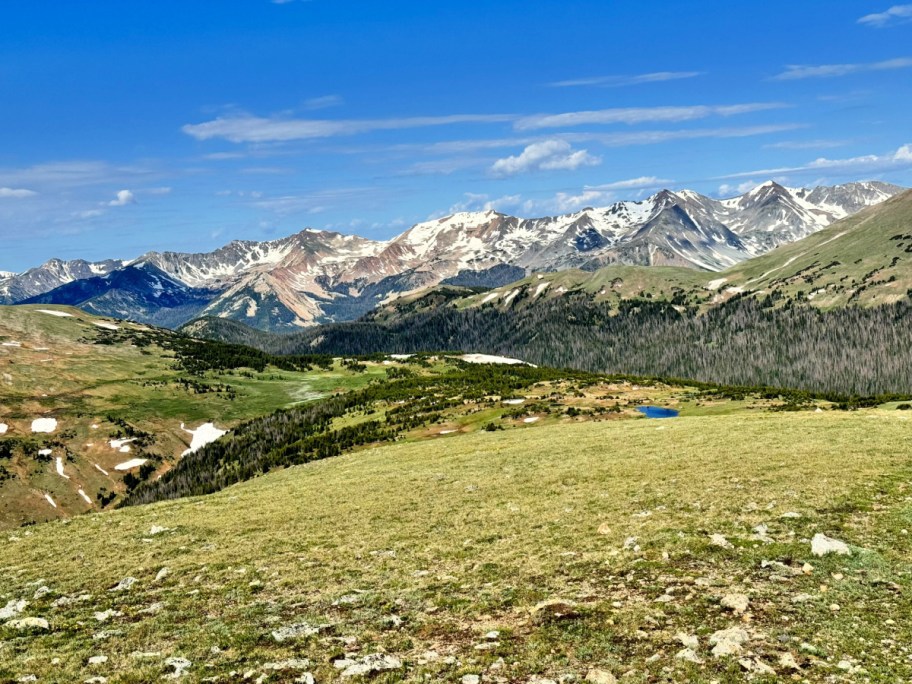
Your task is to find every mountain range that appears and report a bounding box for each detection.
[2,180,902,330]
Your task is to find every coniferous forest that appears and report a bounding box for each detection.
[192,294,912,397]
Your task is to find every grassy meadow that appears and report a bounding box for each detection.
[3,410,912,682]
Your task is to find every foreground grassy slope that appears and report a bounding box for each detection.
[0,305,386,527]
[3,410,912,681]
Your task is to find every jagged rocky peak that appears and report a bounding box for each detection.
[5,180,904,330]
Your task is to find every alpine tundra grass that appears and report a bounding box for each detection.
[2,410,912,682]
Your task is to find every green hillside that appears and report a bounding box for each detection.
[0,305,386,527]
[3,410,912,681]
[723,189,912,306]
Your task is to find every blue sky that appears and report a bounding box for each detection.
[1,0,911,271]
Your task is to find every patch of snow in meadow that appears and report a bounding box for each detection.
[55,457,70,479]
[181,422,228,456]
[31,418,57,433]
[78,489,93,505]
[705,278,727,290]
[94,463,109,476]
[109,438,135,453]
[0,424,7,435]
[44,493,57,509]
[523,417,540,423]
[114,459,148,471]
[460,353,533,366]
[93,322,120,331]
[36,309,73,317]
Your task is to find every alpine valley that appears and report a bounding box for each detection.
[1,181,901,331]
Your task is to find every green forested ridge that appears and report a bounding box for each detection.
[187,294,912,397]
[122,353,904,507]
[121,362,603,506]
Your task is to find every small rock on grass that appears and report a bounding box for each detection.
[720,593,750,614]
[709,626,749,657]
[164,657,191,679]
[675,648,704,664]
[531,599,578,623]
[108,577,137,592]
[0,600,27,620]
[811,533,851,556]
[778,652,801,670]
[585,669,617,684]
[334,654,402,678]
[676,633,699,649]
[4,617,49,631]
[271,621,331,642]
[709,533,733,549]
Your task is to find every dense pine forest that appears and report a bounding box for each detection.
[190,294,912,397]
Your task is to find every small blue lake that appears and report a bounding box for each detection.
[637,406,680,419]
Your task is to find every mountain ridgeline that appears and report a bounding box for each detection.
[0,181,901,331]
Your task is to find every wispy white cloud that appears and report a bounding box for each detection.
[391,124,803,159]
[579,124,805,147]
[304,95,344,110]
[549,71,702,88]
[0,187,37,199]
[490,140,600,177]
[184,103,788,144]
[250,187,380,217]
[858,4,912,27]
[764,139,849,150]
[718,180,761,197]
[717,143,912,179]
[514,103,787,130]
[183,113,514,143]
[773,58,912,80]
[74,208,105,220]
[108,189,136,207]
[586,176,672,191]
[440,176,673,218]
[0,161,151,189]
[442,192,525,216]
[397,125,803,176]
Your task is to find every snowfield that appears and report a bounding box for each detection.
[55,457,70,479]
[109,438,136,453]
[114,459,148,471]
[31,418,58,433]
[459,353,534,367]
[181,422,228,456]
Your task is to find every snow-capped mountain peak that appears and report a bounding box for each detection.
[3,180,904,331]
